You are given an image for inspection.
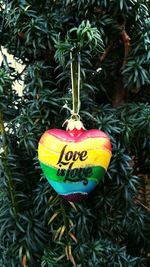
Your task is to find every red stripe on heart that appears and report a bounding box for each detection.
[40,129,112,151]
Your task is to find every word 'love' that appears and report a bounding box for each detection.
[56,145,92,182]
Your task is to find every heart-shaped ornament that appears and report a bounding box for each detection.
[38,120,112,202]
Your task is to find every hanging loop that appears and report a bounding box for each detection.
[70,48,81,118]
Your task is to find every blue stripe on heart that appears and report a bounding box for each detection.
[48,179,97,195]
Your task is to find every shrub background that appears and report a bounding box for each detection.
[0,1,150,266]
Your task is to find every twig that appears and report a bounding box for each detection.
[0,111,18,217]
[23,255,27,267]
[94,7,106,15]
[60,199,77,266]
[135,199,150,212]
[12,65,28,81]
[0,0,8,36]
[60,199,69,242]
[0,46,9,71]
[0,0,9,71]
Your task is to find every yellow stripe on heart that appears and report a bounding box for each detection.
[39,133,111,152]
[38,143,111,170]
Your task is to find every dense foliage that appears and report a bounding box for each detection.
[0,0,150,266]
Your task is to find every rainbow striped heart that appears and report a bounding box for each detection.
[38,126,112,202]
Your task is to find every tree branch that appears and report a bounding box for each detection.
[120,29,131,66]
[99,42,114,63]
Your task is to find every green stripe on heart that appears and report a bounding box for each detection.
[40,161,105,183]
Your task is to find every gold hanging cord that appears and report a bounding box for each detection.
[70,47,81,119]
